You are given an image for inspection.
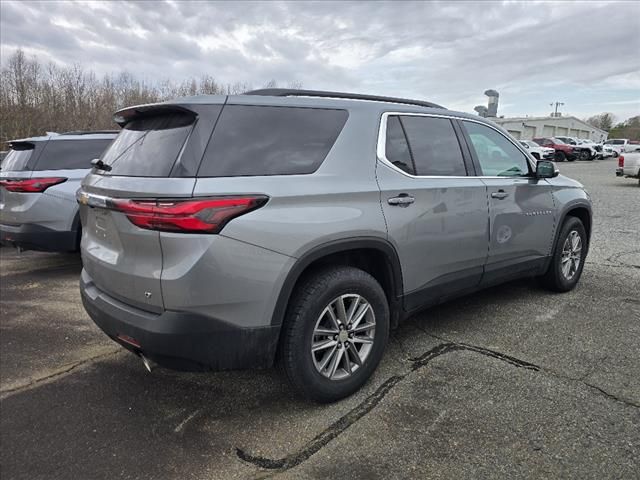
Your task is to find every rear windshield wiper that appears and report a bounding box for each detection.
[91,158,112,172]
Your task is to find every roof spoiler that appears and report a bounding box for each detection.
[113,104,197,127]
[60,130,120,135]
[8,141,35,150]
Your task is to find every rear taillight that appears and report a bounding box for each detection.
[109,196,269,233]
[0,177,67,193]
[618,156,624,168]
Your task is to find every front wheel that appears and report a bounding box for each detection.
[280,266,389,403]
[613,151,619,158]
[539,217,587,292]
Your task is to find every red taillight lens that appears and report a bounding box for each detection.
[109,196,269,233]
[618,155,625,168]
[0,177,67,193]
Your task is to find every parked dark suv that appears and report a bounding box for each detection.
[78,89,592,402]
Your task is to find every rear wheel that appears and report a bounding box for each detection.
[554,151,566,162]
[613,151,619,158]
[579,150,590,161]
[539,217,587,292]
[280,266,389,403]
[75,225,82,252]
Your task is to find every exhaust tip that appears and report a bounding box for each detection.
[140,354,156,373]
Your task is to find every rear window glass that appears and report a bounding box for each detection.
[99,112,195,177]
[1,144,34,171]
[198,105,348,177]
[34,139,113,170]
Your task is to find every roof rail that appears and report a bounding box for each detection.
[60,130,120,136]
[244,88,445,109]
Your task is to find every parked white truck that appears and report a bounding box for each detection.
[616,152,640,185]
[605,139,640,157]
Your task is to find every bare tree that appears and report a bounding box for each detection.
[1,49,302,145]
[586,113,615,131]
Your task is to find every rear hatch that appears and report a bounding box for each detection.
[79,106,208,312]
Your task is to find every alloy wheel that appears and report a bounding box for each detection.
[561,230,582,280]
[311,294,376,380]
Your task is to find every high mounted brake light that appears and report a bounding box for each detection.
[108,196,269,233]
[0,177,67,193]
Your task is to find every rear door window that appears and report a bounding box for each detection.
[34,139,113,170]
[99,112,196,177]
[399,116,467,176]
[385,116,415,175]
[198,105,348,177]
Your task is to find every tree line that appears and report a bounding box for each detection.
[0,49,301,145]
[585,113,640,141]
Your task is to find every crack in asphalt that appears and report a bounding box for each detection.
[0,349,122,400]
[425,334,640,409]
[235,341,540,473]
[584,382,640,408]
[237,339,639,474]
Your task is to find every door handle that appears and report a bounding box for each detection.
[388,194,415,206]
[491,190,509,200]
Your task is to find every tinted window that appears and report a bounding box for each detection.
[100,112,195,177]
[464,121,530,177]
[1,144,34,171]
[199,105,348,177]
[399,116,466,176]
[34,139,113,170]
[385,116,415,175]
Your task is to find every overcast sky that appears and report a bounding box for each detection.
[1,0,639,120]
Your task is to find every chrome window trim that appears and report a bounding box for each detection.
[376,111,536,179]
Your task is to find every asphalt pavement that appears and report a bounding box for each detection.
[1,157,638,480]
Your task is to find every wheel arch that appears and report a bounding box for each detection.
[552,203,592,256]
[271,237,404,329]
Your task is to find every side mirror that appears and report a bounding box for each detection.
[536,160,559,179]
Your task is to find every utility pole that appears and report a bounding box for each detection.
[550,101,564,117]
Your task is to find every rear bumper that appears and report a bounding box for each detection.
[0,223,77,252]
[80,270,281,371]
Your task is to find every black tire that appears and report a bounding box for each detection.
[75,225,82,252]
[539,217,587,292]
[279,266,390,403]
[579,150,590,161]
[554,151,566,162]
[613,151,619,158]
[532,152,540,161]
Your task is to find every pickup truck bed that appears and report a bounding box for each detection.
[616,152,640,185]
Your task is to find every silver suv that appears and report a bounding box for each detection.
[1,131,117,252]
[78,89,592,402]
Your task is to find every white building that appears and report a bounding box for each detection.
[491,115,608,142]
